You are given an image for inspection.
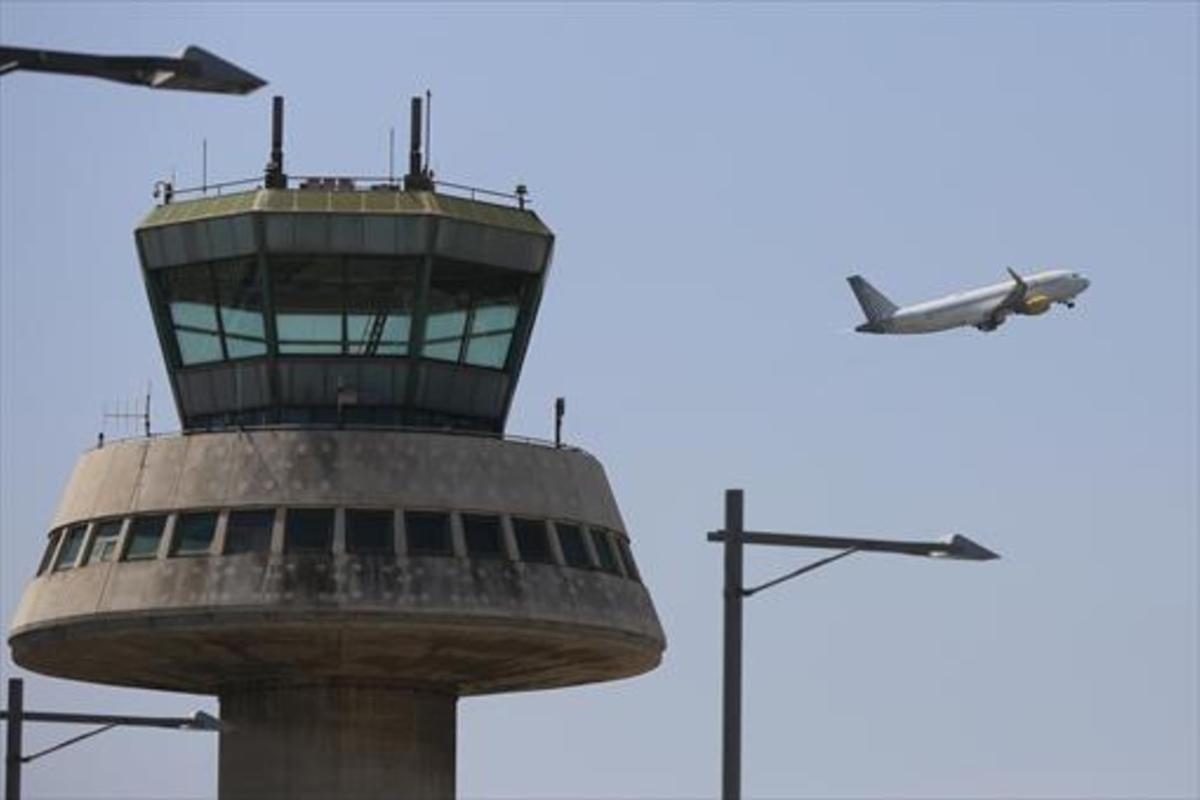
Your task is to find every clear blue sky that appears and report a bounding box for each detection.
[2,3,1196,798]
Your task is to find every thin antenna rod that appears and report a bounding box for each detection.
[389,126,395,183]
[424,89,431,173]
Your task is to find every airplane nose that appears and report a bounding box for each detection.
[1080,276,1091,291]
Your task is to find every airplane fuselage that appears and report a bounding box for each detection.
[857,270,1090,334]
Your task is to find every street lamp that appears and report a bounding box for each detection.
[707,488,999,800]
[0,44,265,94]
[2,677,221,800]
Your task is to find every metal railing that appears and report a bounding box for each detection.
[93,422,587,457]
[159,174,530,209]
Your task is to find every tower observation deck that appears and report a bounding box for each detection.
[8,97,665,799]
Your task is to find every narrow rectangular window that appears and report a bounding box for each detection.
[405,511,452,556]
[54,525,88,570]
[513,518,553,564]
[555,523,591,569]
[38,530,62,575]
[124,516,166,561]
[346,509,394,555]
[173,512,218,556]
[616,539,641,583]
[85,520,123,565]
[590,528,620,574]
[285,508,334,554]
[462,514,503,558]
[225,509,275,555]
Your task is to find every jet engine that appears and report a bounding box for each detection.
[1017,294,1051,315]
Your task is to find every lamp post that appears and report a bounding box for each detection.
[708,488,999,800]
[2,677,221,800]
[0,44,265,94]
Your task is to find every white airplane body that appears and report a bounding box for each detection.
[848,269,1090,334]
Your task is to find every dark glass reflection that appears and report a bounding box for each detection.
[616,539,641,582]
[285,508,335,553]
[124,516,166,561]
[53,525,86,571]
[405,511,452,556]
[225,509,275,554]
[556,523,591,569]
[512,518,553,564]
[37,531,61,576]
[590,529,620,574]
[174,512,218,556]
[346,509,394,554]
[462,514,503,558]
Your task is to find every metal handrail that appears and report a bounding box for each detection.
[162,174,529,208]
[93,423,587,456]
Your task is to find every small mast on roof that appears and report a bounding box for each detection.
[405,93,434,191]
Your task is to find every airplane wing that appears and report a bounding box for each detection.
[983,268,1028,328]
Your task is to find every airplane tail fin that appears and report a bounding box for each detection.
[847,275,898,323]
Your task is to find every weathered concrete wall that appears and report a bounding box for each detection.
[218,681,456,800]
[49,429,625,531]
[9,430,665,696]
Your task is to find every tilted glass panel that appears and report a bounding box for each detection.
[174,512,218,556]
[85,520,123,565]
[462,514,503,558]
[214,258,267,358]
[124,516,166,561]
[423,259,527,367]
[158,265,223,365]
[346,509,394,554]
[345,258,418,356]
[405,511,453,556]
[273,257,344,355]
[464,333,513,369]
[555,523,591,569]
[512,518,553,564]
[37,530,61,576]
[285,508,335,554]
[590,528,620,574]
[53,525,86,571]
[616,539,641,582]
[225,509,275,554]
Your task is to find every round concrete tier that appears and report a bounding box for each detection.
[9,429,664,695]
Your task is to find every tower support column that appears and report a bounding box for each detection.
[218,681,456,800]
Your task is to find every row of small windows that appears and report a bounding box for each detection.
[156,256,527,370]
[37,508,641,583]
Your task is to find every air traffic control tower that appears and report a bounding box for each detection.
[8,97,665,799]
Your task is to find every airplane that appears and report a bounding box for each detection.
[848,268,1090,334]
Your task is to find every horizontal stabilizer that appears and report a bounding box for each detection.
[847,275,898,323]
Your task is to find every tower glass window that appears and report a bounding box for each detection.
[512,518,553,564]
[615,538,641,582]
[225,509,275,554]
[555,523,591,569]
[405,511,453,556]
[462,514,503,558]
[173,512,218,556]
[53,525,86,571]
[156,258,267,364]
[285,508,335,553]
[124,516,166,561]
[423,260,526,368]
[273,256,419,356]
[36,530,61,576]
[346,509,394,555]
[590,528,620,574]
[85,520,123,565]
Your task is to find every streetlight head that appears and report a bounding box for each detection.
[934,534,1000,561]
[185,710,224,731]
[153,46,266,95]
